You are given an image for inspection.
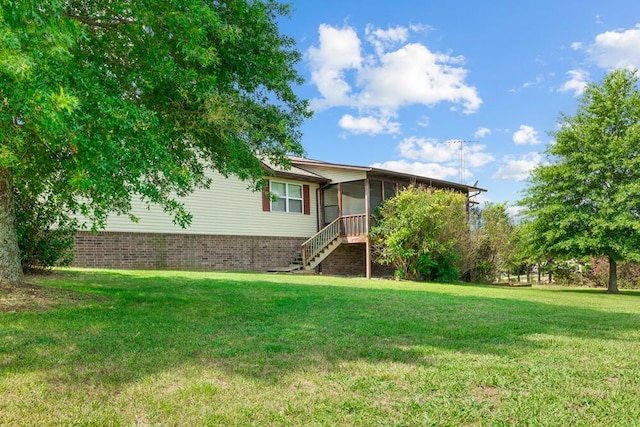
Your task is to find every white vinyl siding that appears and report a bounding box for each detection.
[294,165,366,183]
[102,170,318,237]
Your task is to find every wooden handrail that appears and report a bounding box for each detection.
[302,217,341,267]
[340,214,367,236]
[301,214,368,268]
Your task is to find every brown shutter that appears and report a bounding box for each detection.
[303,184,310,215]
[262,185,270,212]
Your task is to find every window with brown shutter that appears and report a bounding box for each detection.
[264,181,310,214]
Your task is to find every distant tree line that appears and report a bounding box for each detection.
[371,187,640,290]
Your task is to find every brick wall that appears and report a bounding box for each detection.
[74,232,394,276]
[320,243,395,277]
[73,231,305,271]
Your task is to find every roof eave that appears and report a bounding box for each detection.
[261,163,329,184]
[290,156,487,193]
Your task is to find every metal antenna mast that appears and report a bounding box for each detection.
[445,139,477,184]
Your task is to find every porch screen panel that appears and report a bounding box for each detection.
[370,180,383,213]
[323,185,339,224]
[342,181,365,215]
[384,182,396,201]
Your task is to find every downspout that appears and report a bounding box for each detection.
[317,187,324,230]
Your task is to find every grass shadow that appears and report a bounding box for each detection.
[3,270,640,387]
[549,286,640,296]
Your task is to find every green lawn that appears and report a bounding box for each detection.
[2,270,640,426]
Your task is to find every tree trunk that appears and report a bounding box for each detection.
[607,256,619,294]
[0,167,23,286]
[537,265,541,283]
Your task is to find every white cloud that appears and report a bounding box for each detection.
[370,135,496,185]
[306,23,482,134]
[357,43,482,113]
[522,75,544,88]
[473,193,491,205]
[587,24,640,69]
[398,137,458,162]
[307,24,362,110]
[513,125,541,145]
[558,69,590,97]
[338,113,401,135]
[409,23,433,34]
[396,136,494,167]
[474,127,491,138]
[366,25,409,44]
[492,152,542,181]
[371,160,459,180]
[365,25,409,56]
[465,144,495,168]
[417,116,430,127]
[506,205,525,218]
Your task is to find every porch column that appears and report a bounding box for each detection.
[365,178,371,279]
[337,183,343,234]
[337,183,342,218]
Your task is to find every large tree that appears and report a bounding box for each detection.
[0,1,310,284]
[521,69,640,293]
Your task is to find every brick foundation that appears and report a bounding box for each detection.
[73,232,394,276]
[320,243,395,277]
[73,231,305,272]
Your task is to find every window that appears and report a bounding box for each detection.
[271,181,303,213]
[262,181,310,215]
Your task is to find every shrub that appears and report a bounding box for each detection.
[588,258,640,289]
[15,189,76,272]
[416,251,460,282]
[370,187,468,281]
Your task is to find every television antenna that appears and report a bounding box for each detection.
[445,139,477,184]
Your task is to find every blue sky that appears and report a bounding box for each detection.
[277,1,640,212]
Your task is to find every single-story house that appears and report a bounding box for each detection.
[73,156,485,277]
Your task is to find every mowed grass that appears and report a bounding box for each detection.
[2,270,640,426]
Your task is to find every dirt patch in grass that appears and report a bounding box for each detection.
[472,386,502,405]
[0,281,105,313]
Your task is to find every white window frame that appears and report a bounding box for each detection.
[270,181,303,214]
